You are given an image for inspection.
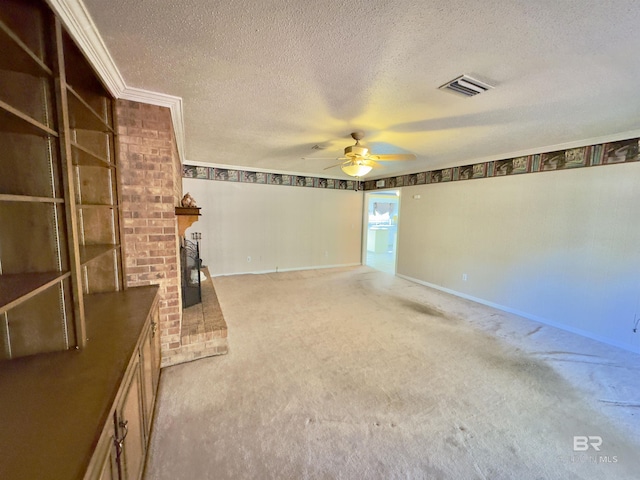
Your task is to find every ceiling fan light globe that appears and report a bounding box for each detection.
[341,163,372,177]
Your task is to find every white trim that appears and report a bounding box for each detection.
[46,0,125,96]
[397,274,640,355]
[210,263,362,277]
[46,0,187,163]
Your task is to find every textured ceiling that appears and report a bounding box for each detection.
[82,0,640,179]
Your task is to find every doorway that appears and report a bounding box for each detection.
[364,190,400,274]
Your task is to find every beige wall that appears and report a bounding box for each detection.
[182,160,640,353]
[182,179,364,275]
[397,162,640,353]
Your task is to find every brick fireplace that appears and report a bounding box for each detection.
[117,100,227,366]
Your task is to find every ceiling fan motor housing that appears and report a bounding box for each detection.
[344,144,368,157]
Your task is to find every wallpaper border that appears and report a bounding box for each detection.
[182,166,361,191]
[182,136,640,191]
[363,137,640,190]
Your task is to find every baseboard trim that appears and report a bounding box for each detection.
[209,263,362,277]
[397,274,640,355]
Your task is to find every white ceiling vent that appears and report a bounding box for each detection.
[439,75,493,97]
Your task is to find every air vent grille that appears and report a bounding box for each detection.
[439,75,493,97]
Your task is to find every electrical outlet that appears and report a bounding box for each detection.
[247,256,252,263]
[462,273,468,281]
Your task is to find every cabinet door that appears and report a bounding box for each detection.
[151,308,161,393]
[84,412,118,480]
[116,357,146,480]
[140,323,154,439]
[140,307,161,441]
[95,424,118,480]
[97,452,118,480]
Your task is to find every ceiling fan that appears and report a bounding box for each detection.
[307,131,416,177]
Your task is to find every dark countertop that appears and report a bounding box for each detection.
[0,285,159,480]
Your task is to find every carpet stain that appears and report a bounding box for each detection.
[598,400,640,408]
[393,297,448,319]
[525,325,542,336]
[478,346,575,397]
[536,351,601,358]
[445,436,460,448]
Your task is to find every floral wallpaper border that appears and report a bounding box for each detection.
[182,166,360,190]
[182,137,640,191]
[363,137,640,190]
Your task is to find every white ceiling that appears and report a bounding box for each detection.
[80,0,640,179]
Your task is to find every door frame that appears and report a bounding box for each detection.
[362,189,401,274]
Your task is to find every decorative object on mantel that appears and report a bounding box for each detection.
[181,192,197,207]
[175,194,201,237]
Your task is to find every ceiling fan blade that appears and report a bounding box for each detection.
[302,157,340,160]
[323,161,347,170]
[369,153,417,162]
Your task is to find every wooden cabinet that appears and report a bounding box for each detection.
[116,356,147,480]
[114,316,161,480]
[91,416,119,480]
[141,308,162,436]
[0,286,162,480]
[83,293,162,480]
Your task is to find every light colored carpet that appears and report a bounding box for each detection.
[144,266,640,479]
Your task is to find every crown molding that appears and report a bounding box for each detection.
[45,0,186,162]
[46,0,125,96]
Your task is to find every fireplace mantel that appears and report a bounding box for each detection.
[175,206,201,237]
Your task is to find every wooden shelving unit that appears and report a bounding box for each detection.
[0,0,70,359]
[0,2,162,479]
[0,0,124,359]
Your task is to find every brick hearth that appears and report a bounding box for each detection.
[172,267,228,365]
